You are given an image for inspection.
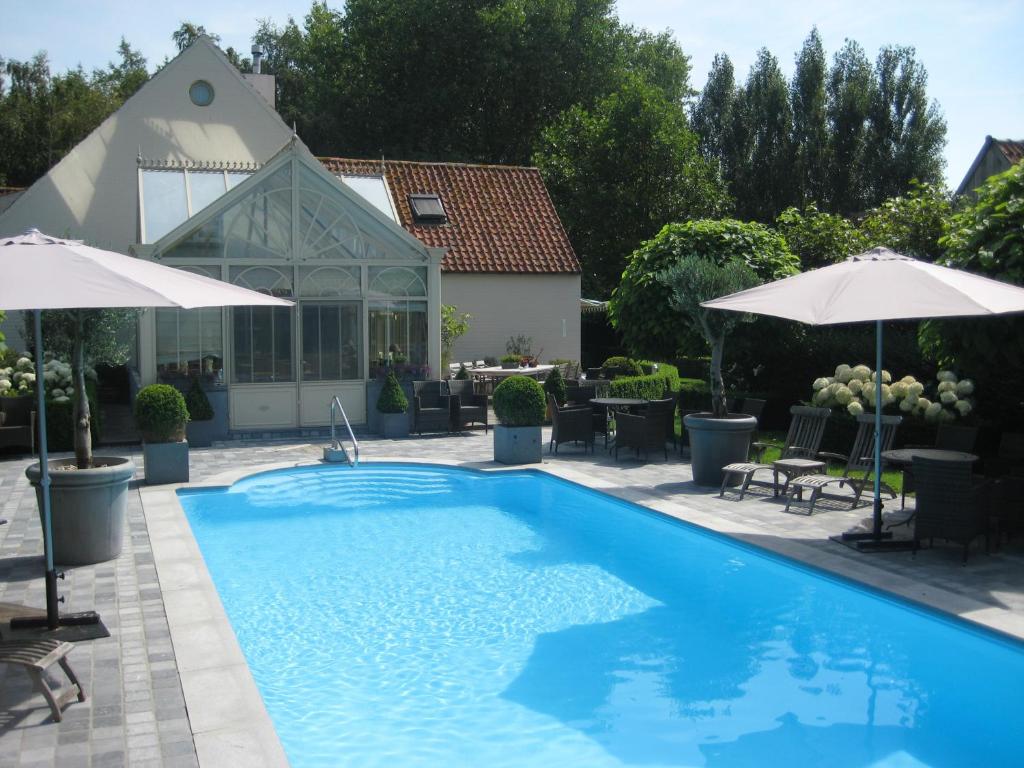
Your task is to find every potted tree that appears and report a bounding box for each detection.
[23,309,136,565]
[184,375,216,447]
[377,371,410,438]
[658,255,760,486]
[493,375,546,464]
[135,383,190,484]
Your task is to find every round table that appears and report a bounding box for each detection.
[881,448,979,467]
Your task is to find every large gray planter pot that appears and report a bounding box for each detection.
[378,411,410,439]
[494,424,542,464]
[143,440,189,485]
[183,389,228,447]
[684,413,757,487]
[26,457,135,566]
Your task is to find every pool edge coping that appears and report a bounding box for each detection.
[142,454,1024,768]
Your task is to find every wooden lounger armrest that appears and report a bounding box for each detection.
[815,451,849,463]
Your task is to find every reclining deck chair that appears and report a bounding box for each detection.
[720,405,831,499]
[784,413,901,514]
[0,639,86,721]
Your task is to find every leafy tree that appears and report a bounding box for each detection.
[534,74,729,297]
[93,39,149,103]
[790,28,829,207]
[691,54,736,169]
[859,181,951,260]
[920,161,1024,421]
[775,204,867,269]
[609,219,798,359]
[864,46,946,203]
[826,39,873,214]
[731,48,795,221]
[659,256,759,417]
[441,304,471,370]
[172,22,219,51]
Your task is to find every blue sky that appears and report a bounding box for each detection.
[2,0,1021,187]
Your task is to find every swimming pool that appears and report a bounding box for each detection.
[179,464,1024,767]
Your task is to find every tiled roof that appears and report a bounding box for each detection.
[995,139,1024,166]
[320,158,579,274]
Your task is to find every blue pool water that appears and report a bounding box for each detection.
[179,464,1024,767]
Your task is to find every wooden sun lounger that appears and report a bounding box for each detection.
[0,639,86,721]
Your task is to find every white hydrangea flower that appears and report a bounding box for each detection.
[954,400,972,416]
[940,390,958,405]
[925,402,944,421]
[851,365,871,382]
[908,382,924,397]
[53,396,71,404]
[20,372,35,384]
[900,375,917,385]
[43,370,58,383]
[956,379,975,396]
[835,364,853,383]
[938,408,956,423]
[812,377,829,391]
[848,379,863,395]
[813,388,830,405]
[899,398,914,412]
[51,388,65,398]
[15,357,33,371]
[936,370,957,383]
[916,397,931,412]
[0,379,11,393]
[890,382,907,398]
[847,401,864,416]
[834,385,853,405]
[937,380,957,394]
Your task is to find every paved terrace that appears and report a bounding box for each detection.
[1,430,1023,767]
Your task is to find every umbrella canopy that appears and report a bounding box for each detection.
[701,246,1024,549]
[1,228,292,632]
[702,247,1024,322]
[0,229,291,310]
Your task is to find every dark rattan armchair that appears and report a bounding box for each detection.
[912,455,991,563]
[448,379,489,432]
[548,394,594,454]
[412,381,452,434]
[614,398,674,461]
[0,397,36,454]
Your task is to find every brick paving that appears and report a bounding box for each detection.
[1,429,1023,766]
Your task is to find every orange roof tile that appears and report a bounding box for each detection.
[320,158,580,275]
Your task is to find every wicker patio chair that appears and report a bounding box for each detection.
[0,639,86,722]
[412,381,452,434]
[912,455,991,563]
[614,398,674,461]
[548,393,594,454]
[901,423,980,509]
[663,390,680,451]
[448,379,489,432]
[0,397,36,454]
[785,413,901,515]
[720,405,831,499]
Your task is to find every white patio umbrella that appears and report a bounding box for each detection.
[1,228,293,629]
[702,246,1024,549]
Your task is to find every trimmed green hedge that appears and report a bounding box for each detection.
[608,362,681,400]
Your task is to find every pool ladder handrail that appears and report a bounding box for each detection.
[329,396,360,466]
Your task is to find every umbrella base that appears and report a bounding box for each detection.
[8,611,110,642]
[831,532,915,552]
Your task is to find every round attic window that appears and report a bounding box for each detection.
[189,80,214,107]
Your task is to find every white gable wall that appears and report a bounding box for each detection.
[0,38,294,252]
[442,273,581,364]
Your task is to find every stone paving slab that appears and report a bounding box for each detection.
[1,428,1023,767]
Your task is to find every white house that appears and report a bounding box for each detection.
[0,37,580,432]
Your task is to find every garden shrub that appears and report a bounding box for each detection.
[493,375,546,427]
[376,371,409,414]
[134,384,189,442]
[543,366,567,406]
[500,354,521,365]
[454,364,470,380]
[185,376,214,421]
[601,356,643,378]
[676,378,710,410]
[609,362,680,401]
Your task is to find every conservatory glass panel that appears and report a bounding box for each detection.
[188,171,228,214]
[230,265,294,383]
[301,302,361,381]
[368,300,427,377]
[340,175,397,221]
[298,266,361,298]
[154,266,224,384]
[367,266,427,298]
[142,170,188,243]
[161,164,292,260]
[297,165,363,260]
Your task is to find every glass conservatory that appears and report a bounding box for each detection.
[133,141,443,430]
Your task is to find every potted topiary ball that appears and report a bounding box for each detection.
[377,371,410,438]
[134,383,190,484]
[184,375,216,447]
[493,375,546,464]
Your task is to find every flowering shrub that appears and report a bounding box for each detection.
[0,353,95,403]
[809,363,974,421]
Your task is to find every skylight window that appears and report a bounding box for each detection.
[408,194,447,224]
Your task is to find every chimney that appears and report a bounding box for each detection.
[251,44,264,75]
